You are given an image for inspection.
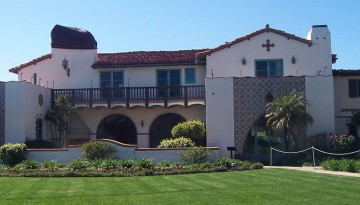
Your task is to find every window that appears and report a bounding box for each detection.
[156,69,181,97]
[100,71,124,99]
[35,118,43,140]
[255,59,283,77]
[185,68,196,84]
[348,79,360,97]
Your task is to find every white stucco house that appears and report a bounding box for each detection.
[1,24,358,157]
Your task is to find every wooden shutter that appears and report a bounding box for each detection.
[349,79,357,97]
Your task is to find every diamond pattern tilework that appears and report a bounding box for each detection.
[233,77,305,155]
[0,82,5,145]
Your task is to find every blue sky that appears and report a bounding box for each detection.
[1,0,359,81]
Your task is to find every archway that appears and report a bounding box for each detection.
[149,113,186,148]
[243,115,281,156]
[96,114,137,144]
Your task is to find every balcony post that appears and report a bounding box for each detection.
[71,90,75,107]
[164,87,168,108]
[126,87,130,108]
[89,89,93,108]
[145,87,149,108]
[184,86,188,107]
[107,88,111,108]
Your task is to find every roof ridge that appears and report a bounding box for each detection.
[98,49,209,55]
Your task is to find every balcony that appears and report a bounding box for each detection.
[51,85,205,108]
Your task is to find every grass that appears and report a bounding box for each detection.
[0,168,359,204]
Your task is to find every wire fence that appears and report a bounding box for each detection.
[270,146,360,167]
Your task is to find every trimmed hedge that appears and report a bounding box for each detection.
[81,141,116,160]
[171,120,205,140]
[0,143,27,166]
[158,137,195,148]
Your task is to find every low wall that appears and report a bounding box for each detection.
[27,139,220,164]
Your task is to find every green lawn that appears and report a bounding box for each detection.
[0,168,359,205]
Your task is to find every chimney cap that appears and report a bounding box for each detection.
[312,25,328,28]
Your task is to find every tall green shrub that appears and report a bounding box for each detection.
[0,143,27,166]
[171,120,205,141]
[81,141,116,160]
[179,147,209,165]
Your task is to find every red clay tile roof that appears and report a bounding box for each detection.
[196,25,312,59]
[333,69,360,76]
[92,49,208,68]
[9,54,52,74]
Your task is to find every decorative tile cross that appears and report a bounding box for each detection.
[262,39,275,52]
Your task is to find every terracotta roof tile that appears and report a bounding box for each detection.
[196,25,312,59]
[92,49,208,68]
[9,54,52,74]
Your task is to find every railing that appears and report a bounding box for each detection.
[51,85,205,108]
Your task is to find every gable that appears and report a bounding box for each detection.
[196,25,312,60]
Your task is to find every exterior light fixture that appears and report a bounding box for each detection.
[141,120,144,128]
[61,57,70,77]
[242,57,246,65]
[291,56,296,64]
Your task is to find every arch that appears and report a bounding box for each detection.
[243,115,281,155]
[96,114,137,144]
[149,113,186,148]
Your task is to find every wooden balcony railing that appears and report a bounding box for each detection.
[51,85,205,108]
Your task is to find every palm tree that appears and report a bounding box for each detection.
[265,90,313,151]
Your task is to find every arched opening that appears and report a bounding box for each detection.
[149,113,186,148]
[35,118,43,140]
[96,114,137,144]
[243,115,281,156]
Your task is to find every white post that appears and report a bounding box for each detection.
[270,147,273,167]
[312,146,316,167]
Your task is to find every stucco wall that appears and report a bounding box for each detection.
[74,105,205,148]
[206,28,332,78]
[0,82,5,145]
[5,82,51,143]
[305,76,335,136]
[27,140,219,163]
[205,78,234,157]
[333,76,360,134]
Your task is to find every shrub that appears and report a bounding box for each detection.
[171,120,205,140]
[121,159,136,169]
[100,159,122,170]
[0,143,27,166]
[179,147,209,165]
[330,134,356,153]
[215,157,238,169]
[25,140,55,149]
[15,160,40,170]
[250,162,264,170]
[157,160,171,167]
[136,158,155,169]
[68,160,91,170]
[158,137,195,148]
[41,160,65,169]
[81,141,116,160]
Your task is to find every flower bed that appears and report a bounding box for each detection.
[0,158,263,177]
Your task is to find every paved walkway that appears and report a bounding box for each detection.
[265,166,360,177]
